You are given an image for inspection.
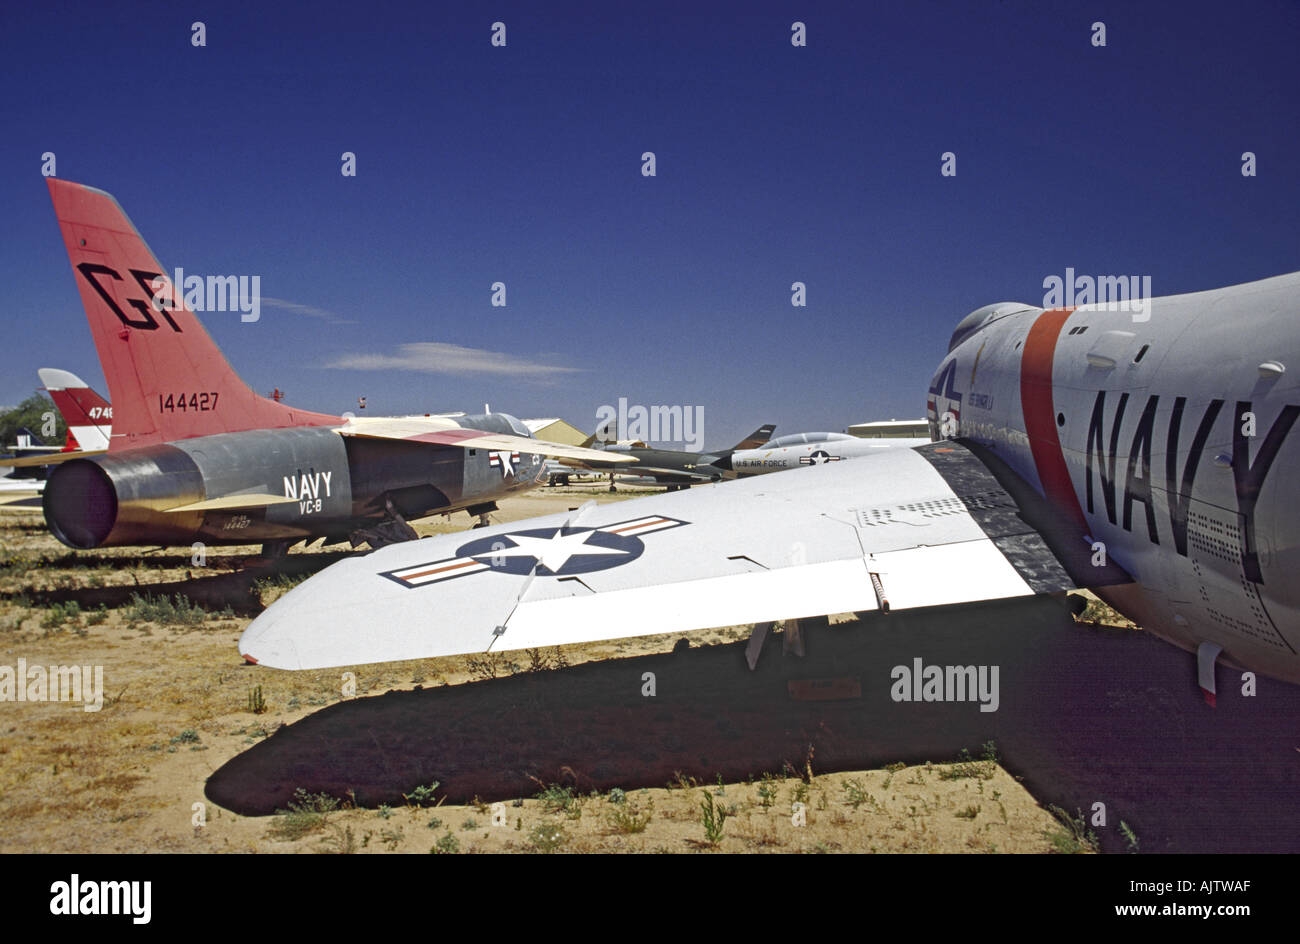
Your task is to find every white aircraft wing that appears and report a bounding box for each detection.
[239,442,1130,670]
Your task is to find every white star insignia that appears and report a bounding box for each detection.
[480,529,630,572]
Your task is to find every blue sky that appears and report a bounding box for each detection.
[2,0,1297,446]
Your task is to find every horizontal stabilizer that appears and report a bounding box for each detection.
[165,493,298,514]
[0,449,107,468]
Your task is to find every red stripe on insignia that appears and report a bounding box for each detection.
[610,518,666,534]
[404,559,479,580]
[1020,308,1086,528]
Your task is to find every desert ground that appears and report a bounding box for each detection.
[0,483,1134,853]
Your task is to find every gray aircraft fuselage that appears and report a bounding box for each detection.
[43,412,541,550]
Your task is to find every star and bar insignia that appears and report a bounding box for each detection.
[381,515,689,588]
[799,450,842,465]
[488,450,521,477]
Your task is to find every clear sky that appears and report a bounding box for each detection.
[2,0,1297,447]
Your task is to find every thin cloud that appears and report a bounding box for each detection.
[261,297,358,325]
[325,341,583,378]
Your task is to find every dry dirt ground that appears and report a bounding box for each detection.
[0,484,1096,854]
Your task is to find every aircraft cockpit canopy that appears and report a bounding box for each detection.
[764,432,855,449]
[947,302,1037,353]
[461,412,533,437]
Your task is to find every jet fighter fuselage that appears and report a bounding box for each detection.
[930,280,1300,680]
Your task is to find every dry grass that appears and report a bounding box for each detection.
[0,489,1064,853]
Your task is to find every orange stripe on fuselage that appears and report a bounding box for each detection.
[1020,308,1086,529]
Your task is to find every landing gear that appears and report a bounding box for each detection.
[467,501,498,530]
[608,473,617,493]
[251,539,294,566]
[260,539,292,560]
[349,497,419,549]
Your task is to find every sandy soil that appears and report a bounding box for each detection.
[0,485,1082,853]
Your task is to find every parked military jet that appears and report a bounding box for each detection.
[25,179,630,556]
[242,271,1300,702]
[715,431,930,475]
[0,426,56,507]
[558,421,777,490]
[0,435,48,503]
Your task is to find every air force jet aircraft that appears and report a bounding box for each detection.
[241,270,1300,700]
[558,421,777,489]
[29,179,630,556]
[716,431,931,475]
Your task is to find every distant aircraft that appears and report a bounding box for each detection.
[18,179,629,557]
[242,271,1300,705]
[716,431,930,475]
[39,368,111,453]
[558,421,777,490]
[0,424,60,505]
[1,427,60,460]
[0,370,112,504]
[0,429,50,502]
[0,370,112,505]
[0,470,44,508]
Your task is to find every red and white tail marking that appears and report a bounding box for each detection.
[38,367,110,453]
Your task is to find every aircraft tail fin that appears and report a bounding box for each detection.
[38,368,111,453]
[580,416,618,448]
[730,423,777,451]
[46,179,340,450]
[13,427,45,449]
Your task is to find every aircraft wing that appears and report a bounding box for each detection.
[0,449,107,468]
[240,441,1131,670]
[336,418,635,465]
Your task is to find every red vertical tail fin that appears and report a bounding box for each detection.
[46,179,339,449]
[38,367,111,452]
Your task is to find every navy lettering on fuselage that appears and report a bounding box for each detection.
[1081,390,1296,584]
[1085,391,1128,524]
[1233,401,1300,583]
[1165,396,1222,556]
[1121,395,1159,544]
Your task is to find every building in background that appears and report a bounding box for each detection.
[523,418,588,447]
[847,419,929,439]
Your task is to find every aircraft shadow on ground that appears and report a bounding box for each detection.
[206,597,1300,853]
[2,551,350,616]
